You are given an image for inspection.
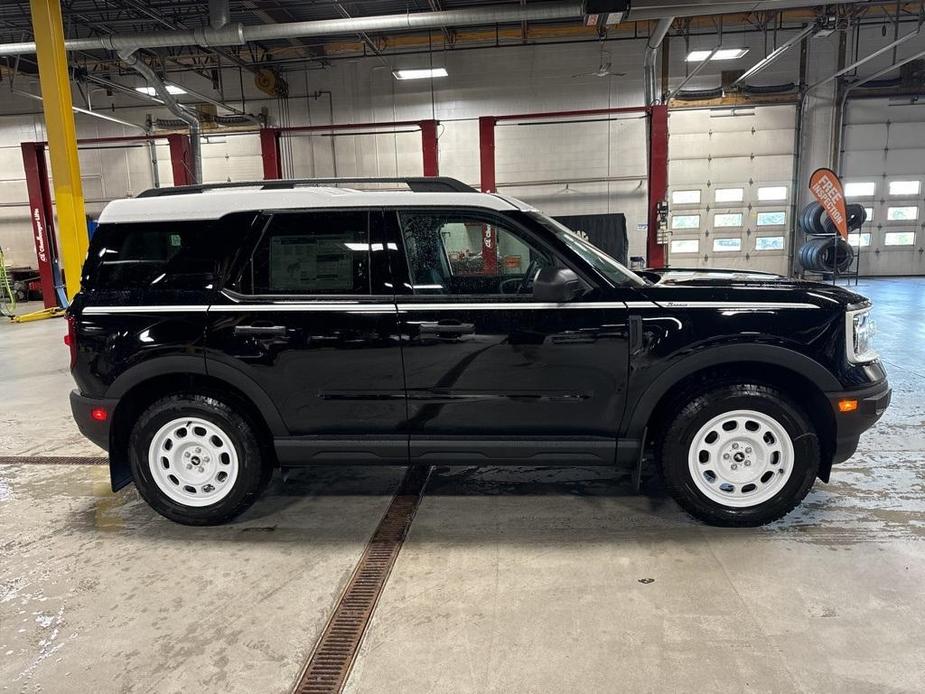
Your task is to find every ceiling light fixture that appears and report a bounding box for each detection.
[134,85,186,96]
[392,67,448,80]
[686,48,749,62]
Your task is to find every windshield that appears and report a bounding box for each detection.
[526,212,645,287]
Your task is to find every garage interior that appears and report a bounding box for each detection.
[1,1,924,692]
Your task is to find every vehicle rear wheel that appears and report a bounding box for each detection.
[655,383,819,527]
[129,394,271,525]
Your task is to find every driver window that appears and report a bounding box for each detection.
[399,213,551,296]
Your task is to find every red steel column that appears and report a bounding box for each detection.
[420,120,439,176]
[20,142,60,309]
[478,116,497,193]
[260,128,283,179]
[646,105,669,268]
[166,133,194,186]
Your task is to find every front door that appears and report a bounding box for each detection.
[205,209,407,464]
[387,209,630,465]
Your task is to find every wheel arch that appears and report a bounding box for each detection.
[627,345,839,481]
[106,358,286,490]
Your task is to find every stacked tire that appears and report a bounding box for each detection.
[796,201,866,274]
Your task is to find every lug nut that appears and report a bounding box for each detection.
[186,464,192,470]
[731,464,738,470]
[745,447,752,453]
[723,453,731,460]
[745,461,751,467]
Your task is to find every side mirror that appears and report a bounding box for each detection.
[533,267,585,303]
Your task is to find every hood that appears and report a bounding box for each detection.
[639,267,869,308]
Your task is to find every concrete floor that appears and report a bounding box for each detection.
[1,279,923,693]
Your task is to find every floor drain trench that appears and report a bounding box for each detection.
[292,464,431,694]
[0,456,107,465]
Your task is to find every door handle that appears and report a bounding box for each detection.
[419,321,475,335]
[234,325,288,337]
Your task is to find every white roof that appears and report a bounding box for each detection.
[98,186,533,224]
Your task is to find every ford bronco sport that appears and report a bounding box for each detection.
[67,177,890,526]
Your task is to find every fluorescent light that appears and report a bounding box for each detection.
[134,85,186,96]
[686,48,749,62]
[393,68,448,80]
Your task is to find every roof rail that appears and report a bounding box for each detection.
[136,177,476,198]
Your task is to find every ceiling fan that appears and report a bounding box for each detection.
[572,44,626,78]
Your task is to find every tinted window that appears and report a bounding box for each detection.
[399,213,551,296]
[235,211,370,295]
[83,220,227,289]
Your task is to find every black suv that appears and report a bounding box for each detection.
[67,178,890,527]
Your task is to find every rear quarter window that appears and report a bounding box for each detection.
[83,214,255,290]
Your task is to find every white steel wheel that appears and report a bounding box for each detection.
[687,409,795,508]
[147,416,240,507]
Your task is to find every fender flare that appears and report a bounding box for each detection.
[106,354,288,436]
[622,343,841,439]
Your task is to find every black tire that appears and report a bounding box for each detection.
[129,393,272,525]
[655,383,819,527]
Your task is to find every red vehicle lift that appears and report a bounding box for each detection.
[478,105,669,268]
[20,133,195,310]
[259,119,442,179]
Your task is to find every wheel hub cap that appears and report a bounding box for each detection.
[687,409,795,508]
[147,417,239,507]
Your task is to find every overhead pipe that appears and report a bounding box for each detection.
[0,2,585,56]
[806,23,923,93]
[644,17,674,104]
[733,23,816,86]
[120,50,201,183]
[0,0,887,57]
[209,0,231,30]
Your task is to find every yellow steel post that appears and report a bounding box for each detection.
[30,0,88,302]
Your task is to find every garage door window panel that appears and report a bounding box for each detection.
[671,214,700,230]
[713,238,742,252]
[756,211,786,226]
[714,213,743,228]
[755,236,785,251]
[845,181,876,198]
[672,190,702,205]
[847,232,871,248]
[888,180,921,196]
[886,207,919,222]
[714,188,744,203]
[671,239,699,254]
[884,231,916,246]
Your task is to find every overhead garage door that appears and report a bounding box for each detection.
[667,105,797,275]
[841,98,925,277]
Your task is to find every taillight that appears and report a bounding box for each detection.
[65,315,77,368]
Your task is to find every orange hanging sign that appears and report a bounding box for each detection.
[809,168,849,239]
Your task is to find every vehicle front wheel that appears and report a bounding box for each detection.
[656,383,819,527]
[128,394,271,525]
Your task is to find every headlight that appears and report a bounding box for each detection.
[845,305,878,364]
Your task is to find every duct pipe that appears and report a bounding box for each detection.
[120,50,201,183]
[0,0,885,57]
[644,17,674,105]
[209,0,231,29]
[0,2,584,56]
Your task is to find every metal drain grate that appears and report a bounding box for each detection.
[293,465,431,694]
[0,456,107,466]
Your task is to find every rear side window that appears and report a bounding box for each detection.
[233,211,370,295]
[84,221,220,289]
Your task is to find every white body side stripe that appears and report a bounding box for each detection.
[82,300,820,315]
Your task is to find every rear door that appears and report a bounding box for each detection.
[386,209,630,465]
[205,209,407,464]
